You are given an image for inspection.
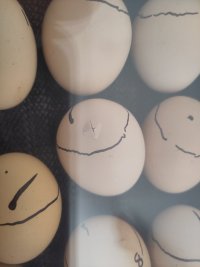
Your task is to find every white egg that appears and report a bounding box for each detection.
[0,0,37,110]
[56,98,145,196]
[42,0,132,95]
[65,215,151,267]
[149,205,200,267]
[143,96,200,193]
[131,0,200,93]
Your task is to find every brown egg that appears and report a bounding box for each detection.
[0,0,37,110]
[56,98,145,196]
[65,215,151,267]
[0,153,62,264]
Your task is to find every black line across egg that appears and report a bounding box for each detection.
[56,98,145,196]
[131,0,200,93]
[0,153,62,264]
[143,96,200,193]
[148,205,200,267]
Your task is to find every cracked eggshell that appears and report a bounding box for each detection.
[56,98,145,196]
[42,0,132,95]
[143,96,200,193]
[0,153,62,264]
[131,0,200,93]
[65,215,151,267]
[0,0,37,110]
[148,205,200,267]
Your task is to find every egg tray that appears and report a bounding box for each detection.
[0,0,200,266]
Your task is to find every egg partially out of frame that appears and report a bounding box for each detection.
[0,0,37,110]
[0,153,62,264]
[143,96,200,193]
[65,215,151,267]
[149,205,200,267]
[131,0,200,93]
[42,0,132,95]
[56,98,145,196]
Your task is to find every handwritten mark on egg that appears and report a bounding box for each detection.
[57,111,130,156]
[138,11,199,19]
[86,0,129,15]
[152,235,200,262]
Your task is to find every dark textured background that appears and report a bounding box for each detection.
[0,0,200,266]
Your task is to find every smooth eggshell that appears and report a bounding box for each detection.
[0,153,62,264]
[143,96,200,193]
[131,0,200,93]
[0,0,37,110]
[42,0,132,95]
[56,98,145,196]
[65,215,151,267]
[149,205,200,267]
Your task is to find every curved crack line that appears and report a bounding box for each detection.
[154,105,168,141]
[0,187,60,226]
[86,0,129,15]
[152,235,200,262]
[175,145,200,158]
[133,229,143,255]
[58,111,130,156]
[193,210,200,221]
[138,11,199,19]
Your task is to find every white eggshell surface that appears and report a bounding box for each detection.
[149,205,200,267]
[42,0,132,95]
[0,0,37,110]
[143,96,200,193]
[56,98,145,196]
[0,153,62,264]
[132,0,200,93]
[65,215,151,267]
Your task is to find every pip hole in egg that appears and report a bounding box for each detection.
[0,0,200,267]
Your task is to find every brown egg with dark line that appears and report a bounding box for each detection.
[0,153,62,264]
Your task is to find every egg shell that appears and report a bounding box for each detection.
[0,0,37,110]
[0,153,62,264]
[143,96,200,193]
[56,98,145,196]
[65,215,151,267]
[148,205,200,267]
[42,0,132,95]
[131,0,200,93]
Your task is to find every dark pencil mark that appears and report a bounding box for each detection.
[138,11,199,19]
[154,105,168,141]
[193,210,200,221]
[57,111,130,156]
[134,229,143,255]
[175,145,200,158]
[152,235,200,262]
[81,223,90,236]
[69,108,74,124]
[86,0,129,15]
[21,8,30,26]
[9,173,38,211]
[0,187,60,226]
[4,170,8,174]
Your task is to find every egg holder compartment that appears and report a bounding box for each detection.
[0,0,200,266]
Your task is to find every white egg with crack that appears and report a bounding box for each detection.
[143,96,200,193]
[56,98,145,196]
[131,0,200,93]
[149,205,200,267]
